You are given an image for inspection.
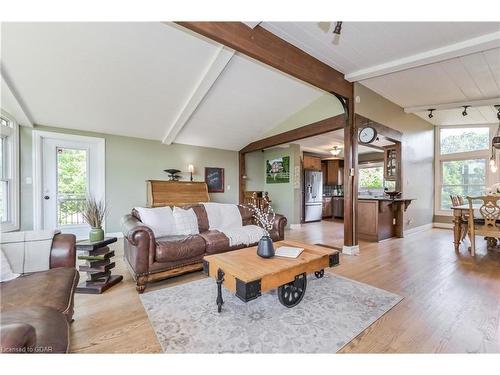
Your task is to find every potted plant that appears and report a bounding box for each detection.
[82,196,106,242]
[249,203,276,258]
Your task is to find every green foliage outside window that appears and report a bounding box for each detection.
[359,166,383,189]
[57,148,87,225]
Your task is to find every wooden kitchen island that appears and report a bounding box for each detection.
[358,197,414,242]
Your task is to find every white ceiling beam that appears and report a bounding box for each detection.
[162,46,235,145]
[345,31,500,82]
[404,97,500,113]
[1,64,34,127]
[242,22,262,29]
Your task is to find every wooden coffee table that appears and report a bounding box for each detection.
[203,240,340,312]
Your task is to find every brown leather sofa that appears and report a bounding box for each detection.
[0,233,78,354]
[121,204,287,293]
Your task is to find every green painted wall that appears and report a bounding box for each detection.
[263,94,345,138]
[244,145,301,226]
[20,125,239,233]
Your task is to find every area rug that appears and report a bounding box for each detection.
[140,274,402,353]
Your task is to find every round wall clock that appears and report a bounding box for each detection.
[358,126,377,144]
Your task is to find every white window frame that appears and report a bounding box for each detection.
[32,130,105,231]
[0,110,20,232]
[434,124,499,216]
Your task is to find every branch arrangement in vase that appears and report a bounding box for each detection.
[248,203,276,236]
[82,196,107,241]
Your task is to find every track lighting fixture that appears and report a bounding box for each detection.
[333,21,342,35]
[428,109,435,119]
[462,106,469,116]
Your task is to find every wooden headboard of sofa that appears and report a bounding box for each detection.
[146,180,210,207]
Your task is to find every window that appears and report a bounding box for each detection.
[435,125,496,214]
[0,111,19,232]
[358,161,394,196]
[359,164,384,190]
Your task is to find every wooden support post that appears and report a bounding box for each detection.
[341,89,358,248]
[239,151,245,204]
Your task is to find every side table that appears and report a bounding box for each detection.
[75,237,123,294]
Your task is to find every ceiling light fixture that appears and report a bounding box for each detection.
[333,21,343,35]
[330,146,342,156]
[428,109,435,119]
[462,106,469,116]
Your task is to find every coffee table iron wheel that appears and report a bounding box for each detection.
[215,268,325,311]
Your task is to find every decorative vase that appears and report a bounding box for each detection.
[89,227,104,242]
[257,235,275,258]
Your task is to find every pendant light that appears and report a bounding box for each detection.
[489,105,500,172]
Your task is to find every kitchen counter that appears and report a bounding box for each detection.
[358,198,414,241]
[358,196,413,201]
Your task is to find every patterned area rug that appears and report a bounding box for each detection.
[140,274,402,353]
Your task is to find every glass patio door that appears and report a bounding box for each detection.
[41,135,103,239]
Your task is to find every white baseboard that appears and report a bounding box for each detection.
[403,223,433,237]
[289,224,302,230]
[106,232,124,238]
[342,245,360,256]
[433,222,454,229]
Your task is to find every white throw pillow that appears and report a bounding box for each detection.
[0,248,20,282]
[173,207,199,235]
[135,206,175,238]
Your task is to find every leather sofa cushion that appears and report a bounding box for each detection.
[155,235,206,262]
[199,230,246,254]
[238,205,255,226]
[1,306,69,353]
[183,204,209,232]
[0,267,78,317]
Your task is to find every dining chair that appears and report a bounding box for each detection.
[466,195,500,256]
[450,195,468,243]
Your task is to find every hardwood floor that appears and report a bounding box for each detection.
[69,223,500,353]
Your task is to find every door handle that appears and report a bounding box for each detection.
[44,195,50,200]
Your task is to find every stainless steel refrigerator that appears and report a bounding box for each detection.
[304,170,323,222]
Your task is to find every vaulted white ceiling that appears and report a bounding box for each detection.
[2,21,500,150]
[1,22,329,151]
[261,22,500,126]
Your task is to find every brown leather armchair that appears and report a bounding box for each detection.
[1,233,78,354]
[121,204,287,293]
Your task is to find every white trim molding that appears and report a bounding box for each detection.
[342,245,360,256]
[32,130,105,231]
[403,223,433,237]
[346,31,500,82]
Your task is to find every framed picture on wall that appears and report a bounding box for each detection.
[205,167,224,193]
[266,156,290,184]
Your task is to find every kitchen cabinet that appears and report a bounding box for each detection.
[322,197,332,218]
[303,155,322,171]
[322,160,344,185]
[384,145,400,182]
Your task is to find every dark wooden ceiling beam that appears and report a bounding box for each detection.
[240,114,345,154]
[175,22,353,99]
[355,114,402,143]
